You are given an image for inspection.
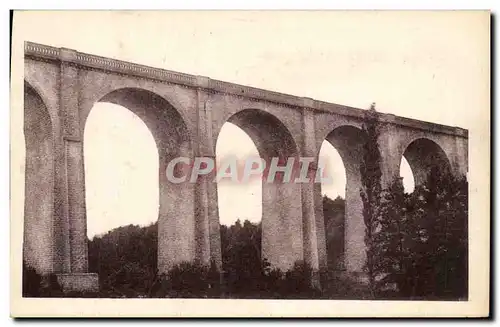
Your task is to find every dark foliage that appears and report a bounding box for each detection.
[88,222,158,297]
[22,261,64,297]
[323,195,346,271]
[220,219,264,294]
[22,262,41,297]
[86,218,322,298]
[323,273,372,299]
[374,168,468,299]
[149,261,220,298]
[24,169,466,301]
[359,103,383,294]
[22,200,362,299]
[219,219,320,298]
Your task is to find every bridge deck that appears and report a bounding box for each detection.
[24,41,467,138]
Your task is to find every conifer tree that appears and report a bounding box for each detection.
[359,103,383,296]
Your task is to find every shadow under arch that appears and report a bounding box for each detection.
[23,81,56,274]
[84,87,196,274]
[95,88,192,151]
[402,138,452,187]
[218,108,302,271]
[320,125,368,275]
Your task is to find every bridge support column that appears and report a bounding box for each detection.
[262,175,304,272]
[300,168,327,289]
[54,49,98,293]
[326,126,368,282]
[206,176,222,269]
[23,85,58,276]
[194,157,221,267]
[451,132,469,178]
[157,149,197,274]
[378,116,402,188]
[194,82,222,270]
[300,107,326,288]
[344,167,365,279]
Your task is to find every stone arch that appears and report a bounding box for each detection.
[320,125,368,274]
[83,87,196,274]
[217,108,302,271]
[79,80,195,143]
[225,109,299,160]
[23,81,55,274]
[401,138,452,187]
[313,114,365,154]
[214,102,303,158]
[23,74,58,125]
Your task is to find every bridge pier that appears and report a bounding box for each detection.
[23,52,100,294]
[194,158,221,267]
[195,85,222,270]
[55,273,99,294]
[55,51,98,293]
[54,136,99,293]
[23,84,56,276]
[344,169,366,278]
[300,107,327,289]
[262,174,304,272]
[157,150,197,274]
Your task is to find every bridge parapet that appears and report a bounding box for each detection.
[207,78,305,108]
[25,41,467,139]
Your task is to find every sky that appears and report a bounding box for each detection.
[13,11,488,238]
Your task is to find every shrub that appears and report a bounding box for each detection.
[283,261,314,295]
[88,222,158,298]
[324,273,372,299]
[373,170,468,299]
[22,261,42,297]
[152,261,219,298]
[22,261,64,297]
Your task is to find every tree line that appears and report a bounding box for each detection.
[23,169,466,299]
[23,195,346,298]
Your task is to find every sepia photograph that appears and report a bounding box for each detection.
[10,10,490,317]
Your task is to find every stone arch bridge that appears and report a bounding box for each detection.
[22,42,468,292]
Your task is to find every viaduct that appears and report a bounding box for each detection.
[23,42,468,292]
